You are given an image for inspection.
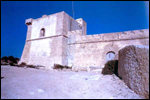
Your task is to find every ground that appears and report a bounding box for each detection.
[1,65,141,99]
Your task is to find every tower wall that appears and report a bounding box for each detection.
[19,11,82,69]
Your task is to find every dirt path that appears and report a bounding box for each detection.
[1,65,141,99]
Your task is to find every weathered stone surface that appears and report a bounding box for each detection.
[118,45,149,99]
[68,37,149,68]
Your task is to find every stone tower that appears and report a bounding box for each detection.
[19,11,87,69]
[19,11,149,70]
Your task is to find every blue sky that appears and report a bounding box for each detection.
[1,1,149,58]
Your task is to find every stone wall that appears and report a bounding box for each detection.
[20,11,149,71]
[73,29,149,43]
[68,29,149,68]
[118,45,149,99]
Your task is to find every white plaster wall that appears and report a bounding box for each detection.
[27,38,52,68]
[31,14,57,39]
[63,12,81,33]
[70,17,81,31]
[30,39,52,57]
[24,36,64,69]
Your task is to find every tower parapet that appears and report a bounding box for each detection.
[68,29,149,44]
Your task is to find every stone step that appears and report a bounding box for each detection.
[90,69,102,73]
[88,66,103,73]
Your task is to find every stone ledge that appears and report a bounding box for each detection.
[26,35,68,41]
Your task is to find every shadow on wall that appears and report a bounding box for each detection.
[101,60,122,79]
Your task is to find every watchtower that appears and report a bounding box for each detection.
[19,11,87,69]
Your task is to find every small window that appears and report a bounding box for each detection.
[106,51,115,62]
[40,28,45,37]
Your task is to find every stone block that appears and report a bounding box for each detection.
[118,45,149,99]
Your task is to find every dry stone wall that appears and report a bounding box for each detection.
[118,45,149,99]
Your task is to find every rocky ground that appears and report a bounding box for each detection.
[1,65,142,99]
